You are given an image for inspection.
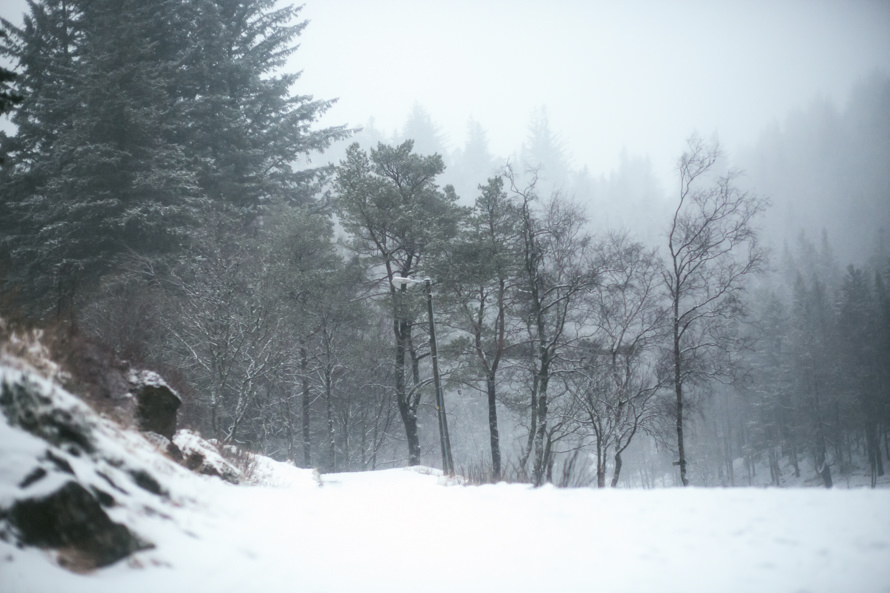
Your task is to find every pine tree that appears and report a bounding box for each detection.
[334,140,464,466]
[179,0,349,211]
[790,274,835,487]
[434,176,521,479]
[838,265,885,484]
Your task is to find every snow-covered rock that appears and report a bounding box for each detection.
[0,359,197,571]
[172,430,241,485]
[128,369,181,439]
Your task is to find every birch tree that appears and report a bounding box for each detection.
[567,234,665,487]
[508,168,598,485]
[664,135,767,486]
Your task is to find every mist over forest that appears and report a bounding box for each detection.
[327,74,890,269]
[1,0,889,491]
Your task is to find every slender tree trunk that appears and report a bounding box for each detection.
[282,390,295,463]
[813,386,832,488]
[210,387,220,441]
[544,431,554,485]
[326,376,336,472]
[486,375,501,479]
[596,438,606,488]
[532,365,550,486]
[519,377,538,476]
[866,421,883,486]
[768,447,780,486]
[674,314,689,486]
[884,427,890,461]
[394,324,420,465]
[611,451,623,487]
[301,346,311,468]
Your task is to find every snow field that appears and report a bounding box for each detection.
[4,462,889,593]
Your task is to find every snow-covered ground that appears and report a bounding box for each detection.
[2,359,889,593]
[2,460,889,592]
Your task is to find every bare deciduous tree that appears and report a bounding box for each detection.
[664,135,768,486]
[507,167,598,485]
[567,234,665,487]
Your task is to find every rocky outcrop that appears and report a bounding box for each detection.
[3,481,151,569]
[128,370,181,439]
[173,430,242,485]
[0,365,161,571]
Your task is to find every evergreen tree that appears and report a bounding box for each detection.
[446,119,497,202]
[789,274,835,487]
[0,30,23,124]
[334,140,464,466]
[838,265,885,484]
[434,176,522,478]
[521,106,569,194]
[0,0,348,317]
[178,0,348,211]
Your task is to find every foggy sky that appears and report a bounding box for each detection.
[297,0,890,187]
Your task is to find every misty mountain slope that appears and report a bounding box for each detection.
[2,357,890,593]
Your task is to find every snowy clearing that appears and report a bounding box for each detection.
[3,461,890,593]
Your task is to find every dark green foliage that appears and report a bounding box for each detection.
[335,140,464,466]
[0,30,22,120]
[0,0,349,317]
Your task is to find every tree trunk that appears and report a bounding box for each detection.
[210,387,220,441]
[673,313,689,486]
[282,390,295,463]
[813,388,832,488]
[674,371,688,485]
[884,427,890,461]
[866,421,883,487]
[532,370,550,486]
[543,431,554,485]
[325,376,336,473]
[394,326,421,466]
[595,441,606,489]
[790,441,801,478]
[610,451,623,487]
[301,346,311,468]
[768,447,781,486]
[815,437,833,488]
[486,375,501,480]
[519,375,538,477]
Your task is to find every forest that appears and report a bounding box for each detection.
[1,0,888,489]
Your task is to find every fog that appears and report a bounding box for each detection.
[293,0,890,261]
[297,1,889,180]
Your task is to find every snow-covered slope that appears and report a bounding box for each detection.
[2,359,889,593]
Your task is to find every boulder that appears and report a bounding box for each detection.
[0,371,96,455]
[128,370,181,439]
[1,365,161,571]
[173,430,241,484]
[4,480,151,570]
